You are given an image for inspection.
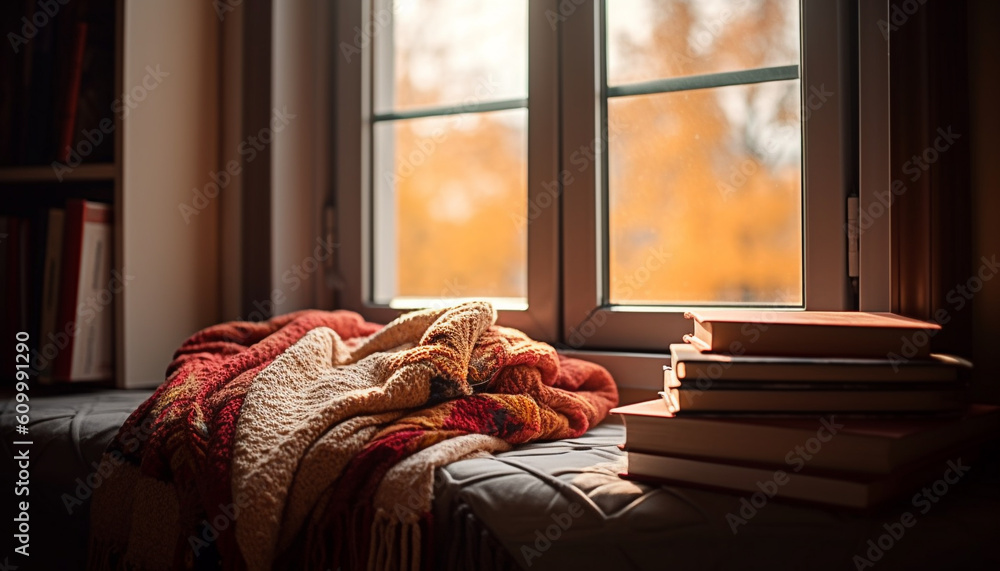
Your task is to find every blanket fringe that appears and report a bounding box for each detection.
[86,541,141,571]
[87,540,115,571]
[367,509,421,571]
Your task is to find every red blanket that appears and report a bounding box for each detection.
[88,303,617,570]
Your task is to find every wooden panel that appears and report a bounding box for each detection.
[117,0,220,387]
[969,0,1000,403]
[272,0,324,315]
[858,0,892,311]
[219,0,245,321]
[889,0,971,356]
[239,0,272,317]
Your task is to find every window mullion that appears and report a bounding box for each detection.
[560,0,604,344]
[802,0,853,310]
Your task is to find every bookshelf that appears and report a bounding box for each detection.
[0,0,220,388]
[0,164,115,183]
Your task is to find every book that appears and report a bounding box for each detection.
[669,343,965,384]
[612,399,1000,474]
[53,200,113,381]
[0,218,8,324]
[57,21,88,163]
[38,208,66,381]
[69,0,115,163]
[0,2,19,163]
[622,447,977,509]
[3,217,27,369]
[659,384,965,415]
[14,0,35,164]
[5,218,30,341]
[682,310,939,359]
[25,0,56,164]
[665,366,966,394]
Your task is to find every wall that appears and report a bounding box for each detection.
[969,0,1000,403]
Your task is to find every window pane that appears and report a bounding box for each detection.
[607,81,803,305]
[606,0,800,86]
[373,109,528,303]
[374,0,528,113]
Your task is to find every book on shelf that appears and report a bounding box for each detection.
[682,310,940,359]
[52,199,113,381]
[0,0,114,166]
[38,208,67,381]
[0,217,8,331]
[69,0,115,163]
[2,218,28,367]
[612,399,1000,475]
[669,343,966,384]
[621,446,977,510]
[57,20,89,163]
[658,382,966,415]
[5,218,31,343]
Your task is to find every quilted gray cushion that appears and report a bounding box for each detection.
[434,421,1000,570]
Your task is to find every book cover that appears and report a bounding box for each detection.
[38,208,66,381]
[53,200,113,381]
[683,310,940,359]
[622,446,979,510]
[613,399,1000,474]
[660,385,965,415]
[669,343,964,383]
[57,21,88,163]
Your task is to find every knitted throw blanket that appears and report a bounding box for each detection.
[88,301,618,570]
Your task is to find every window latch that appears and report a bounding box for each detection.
[847,195,860,289]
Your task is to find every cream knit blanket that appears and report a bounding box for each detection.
[227,301,616,570]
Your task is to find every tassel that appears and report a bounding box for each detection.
[411,522,421,571]
[400,520,409,571]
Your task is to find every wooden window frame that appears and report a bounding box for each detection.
[331,0,882,390]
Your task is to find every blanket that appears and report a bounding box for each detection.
[88,301,618,570]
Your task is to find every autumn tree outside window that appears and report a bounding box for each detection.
[333,0,856,357]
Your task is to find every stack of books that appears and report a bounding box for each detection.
[613,311,1000,508]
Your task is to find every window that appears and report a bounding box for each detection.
[334,0,853,353]
[604,0,802,306]
[370,0,529,307]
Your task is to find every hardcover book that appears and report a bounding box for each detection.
[612,399,1000,474]
[683,310,939,359]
